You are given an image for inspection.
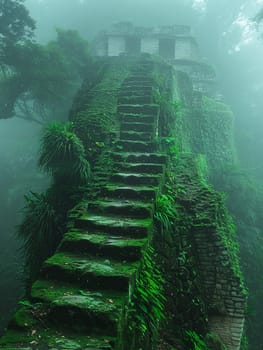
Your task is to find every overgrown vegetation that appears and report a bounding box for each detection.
[121,246,166,350]
[18,121,90,283]
[0,1,94,124]
[154,193,178,233]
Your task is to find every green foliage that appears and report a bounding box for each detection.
[0,0,35,47]
[154,193,177,233]
[39,121,90,185]
[195,154,209,183]
[17,191,62,282]
[164,137,180,158]
[50,28,90,77]
[185,331,209,350]
[125,247,166,347]
[1,24,93,123]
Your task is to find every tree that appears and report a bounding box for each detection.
[0,28,93,123]
[0,0,35,47]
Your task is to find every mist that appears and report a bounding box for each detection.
[23,0,263,174]
[1,0,263,348]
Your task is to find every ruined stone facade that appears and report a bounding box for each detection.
[95,22,216,96]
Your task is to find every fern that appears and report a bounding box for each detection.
[154,194,177,232]
[39,120,90,185]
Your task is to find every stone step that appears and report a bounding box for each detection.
[76,214,152,237]
[117,104,159,115]
[1,322,115,349]
[116,140,156,152]
[124,76,154,83]
[120,113,155,124]
[118,95,152,105]
[103,184,157,201]
[111,152,167,165]
[120,130,152,141]
[121,121,154,133]
[41,252,138,291]
[60,231,147,261]
[118,89,152,97]
[31,279,125,336]
[111,172,161,186]
[115,162,164,174]
[120,86,153,95]
[87,199,153,218]
[122,81,153,88]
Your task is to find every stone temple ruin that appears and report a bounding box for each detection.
[95,22,217,96]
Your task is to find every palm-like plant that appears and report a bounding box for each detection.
[17,191,62,282]
[18,121,90,284]
[38,121,90,185]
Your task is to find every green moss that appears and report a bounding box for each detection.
[63,231,147,249]
[12,307,39,329]
[45,252,139,277]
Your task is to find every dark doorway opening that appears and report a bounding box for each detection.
[159,38,175,59]
[125,36,141,55]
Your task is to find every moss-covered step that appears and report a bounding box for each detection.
[0,327,115,349]
[124,76,154,83]
[111,151,167,164]
[118,89,152,98]
[121,81,153,89]
[30,279,126,336]
[120,130,153,142]
[116,140,157,152]
[41,252,138,291]
[117,103,159,115]
[60,231,147,260]
[118,95,152,105]
[119,86,153,95]
[119,113,156,124]
[103,184,157,201]
[120,121,155,133]
[114,162,164,174]
[86,199,153,218]
[75,214,152,237]
[111,172,161,186]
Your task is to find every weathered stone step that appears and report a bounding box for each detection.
[119,88,152,97]
[60,231,147,261]
[117,103,159,115]
[120,130,152,141]
[76,214,152,237]
[118,95,152,105]
[122,81,153,89]
[41,252,138,291]
[31,279,125,336]
[87,199,153,218]
[103,184,157,201]
[0,323,115,349]
[115,162,164,174]
[120,113,155,124]
[120,86,153,95]
[121,121,154,133]
[111,152,167,164]
[111,172,161,186]
[124,76,154,83]
[116,140,156,152]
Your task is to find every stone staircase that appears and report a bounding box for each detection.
[0,62,167,349]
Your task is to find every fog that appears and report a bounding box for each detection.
[23,0,263,174]
[1,0,263,346]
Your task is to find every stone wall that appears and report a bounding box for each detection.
[192,220,246,350]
